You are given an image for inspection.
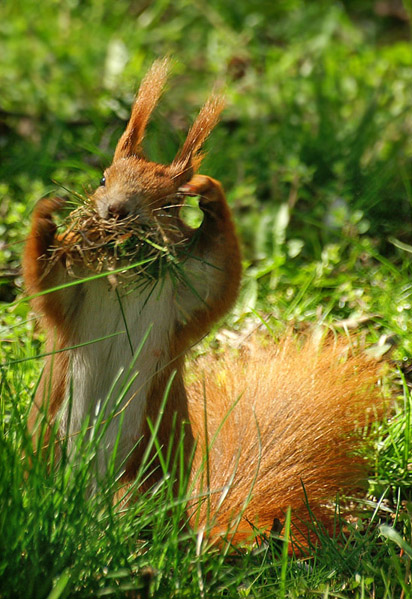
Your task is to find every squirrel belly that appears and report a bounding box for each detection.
[53,277,180,473]
[23,58,384,542]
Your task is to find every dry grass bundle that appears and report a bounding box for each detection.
[49,199,187,284]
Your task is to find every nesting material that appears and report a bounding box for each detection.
[48,200,186,285]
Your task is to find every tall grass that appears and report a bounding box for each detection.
[1,296,412,597]
[1,1,412,596]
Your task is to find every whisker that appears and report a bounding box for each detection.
[145,192,177,210]
[152,203,187,213]
[176,192,209,201]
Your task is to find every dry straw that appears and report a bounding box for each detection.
[47,198,187,287]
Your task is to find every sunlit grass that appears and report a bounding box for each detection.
[2,0,412,596]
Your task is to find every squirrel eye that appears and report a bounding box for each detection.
[100,176,106,187]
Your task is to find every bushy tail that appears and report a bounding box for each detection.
[187,334,384,542]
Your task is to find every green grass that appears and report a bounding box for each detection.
[1,342,412,598]
[1,243,412,598]
[2,0,412,596]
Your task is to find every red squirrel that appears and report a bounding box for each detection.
[24,59,383,542]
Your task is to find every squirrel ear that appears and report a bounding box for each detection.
[113,57,170,162]
[172,93,225,173]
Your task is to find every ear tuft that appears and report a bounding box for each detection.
[172,93,225,173]
[113,57,171,162]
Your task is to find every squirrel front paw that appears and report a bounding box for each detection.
[32,197,66,244]
[178,175,224,209]
[33,197,66,221]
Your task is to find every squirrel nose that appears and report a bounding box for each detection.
[107,204,128,219]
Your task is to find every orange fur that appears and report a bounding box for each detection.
[23,60,385,546]
[113,57,171,161]
[188,335,383,542]
[172,94,225,172]
[23,197,73,436]
[23,62,239,471]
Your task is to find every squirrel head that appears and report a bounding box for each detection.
[92,58,224,221]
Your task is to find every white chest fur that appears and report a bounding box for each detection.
[60,276,177,474]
